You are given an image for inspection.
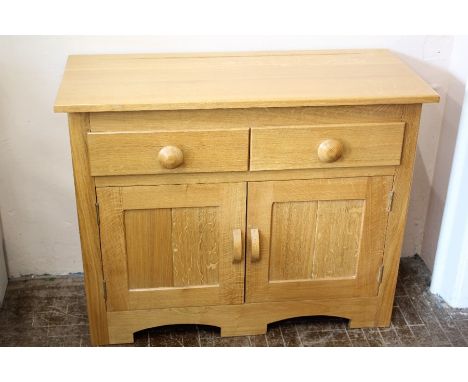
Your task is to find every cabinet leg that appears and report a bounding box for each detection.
[348,313,391,329]
[108,329,135,345]
[373,308,393,328]
[348,319,377,329]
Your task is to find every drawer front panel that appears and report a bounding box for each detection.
[250,122,405,171]
[87,129,249,176]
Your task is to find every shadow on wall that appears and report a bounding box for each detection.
[396,52,464,271]
[403,147,431,260]
[422,75,466,270]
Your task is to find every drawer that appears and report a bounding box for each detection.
[250,122,405,171]
[87,129,249,176]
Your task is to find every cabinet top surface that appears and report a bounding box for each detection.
[54,49,439,113]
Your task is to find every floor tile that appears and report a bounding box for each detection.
[281,324,302,347]
[1,256,467,347]
[390,306,408,328]
[439,326,467,347]
[200,336,250,347]
[148,325,199,347]
[362,328,385,347]
[301,329,351,347]
[347,329,370,347]
[47,335,82,347]
[379,327,401,346]
[47,324,89,337]
[265,324,285,347]
[394,326,417,346]
[395,296,424,326]
[249,335,268,347]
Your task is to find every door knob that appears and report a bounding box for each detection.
[317,139,344,163]
[158,145,184,169]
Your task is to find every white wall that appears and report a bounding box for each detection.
[430,80,468,307]
[421,36,468,270]
[429,36,468,307]
[0,36,450,276]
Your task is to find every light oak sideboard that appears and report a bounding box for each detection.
[55,50,439,345]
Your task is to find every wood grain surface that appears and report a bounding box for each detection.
[55,50,438,112]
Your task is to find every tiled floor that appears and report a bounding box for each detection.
[1,255,467,347]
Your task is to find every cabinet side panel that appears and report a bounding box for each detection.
[68,113,109,345]
[375,104,422,325]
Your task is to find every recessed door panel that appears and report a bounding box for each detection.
[125,207,220,289]
[246,177,392,303]
[269,199,365,282]
[97,183,246,311]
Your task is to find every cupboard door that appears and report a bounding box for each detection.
[246,176,393,303]
[96,183,246,311]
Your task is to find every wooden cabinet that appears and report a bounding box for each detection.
[55,50,439,345]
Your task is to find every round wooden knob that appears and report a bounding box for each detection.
[158,145,184,169]
[317,139,344,163]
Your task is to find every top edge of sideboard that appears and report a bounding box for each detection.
[54,49,440,113]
